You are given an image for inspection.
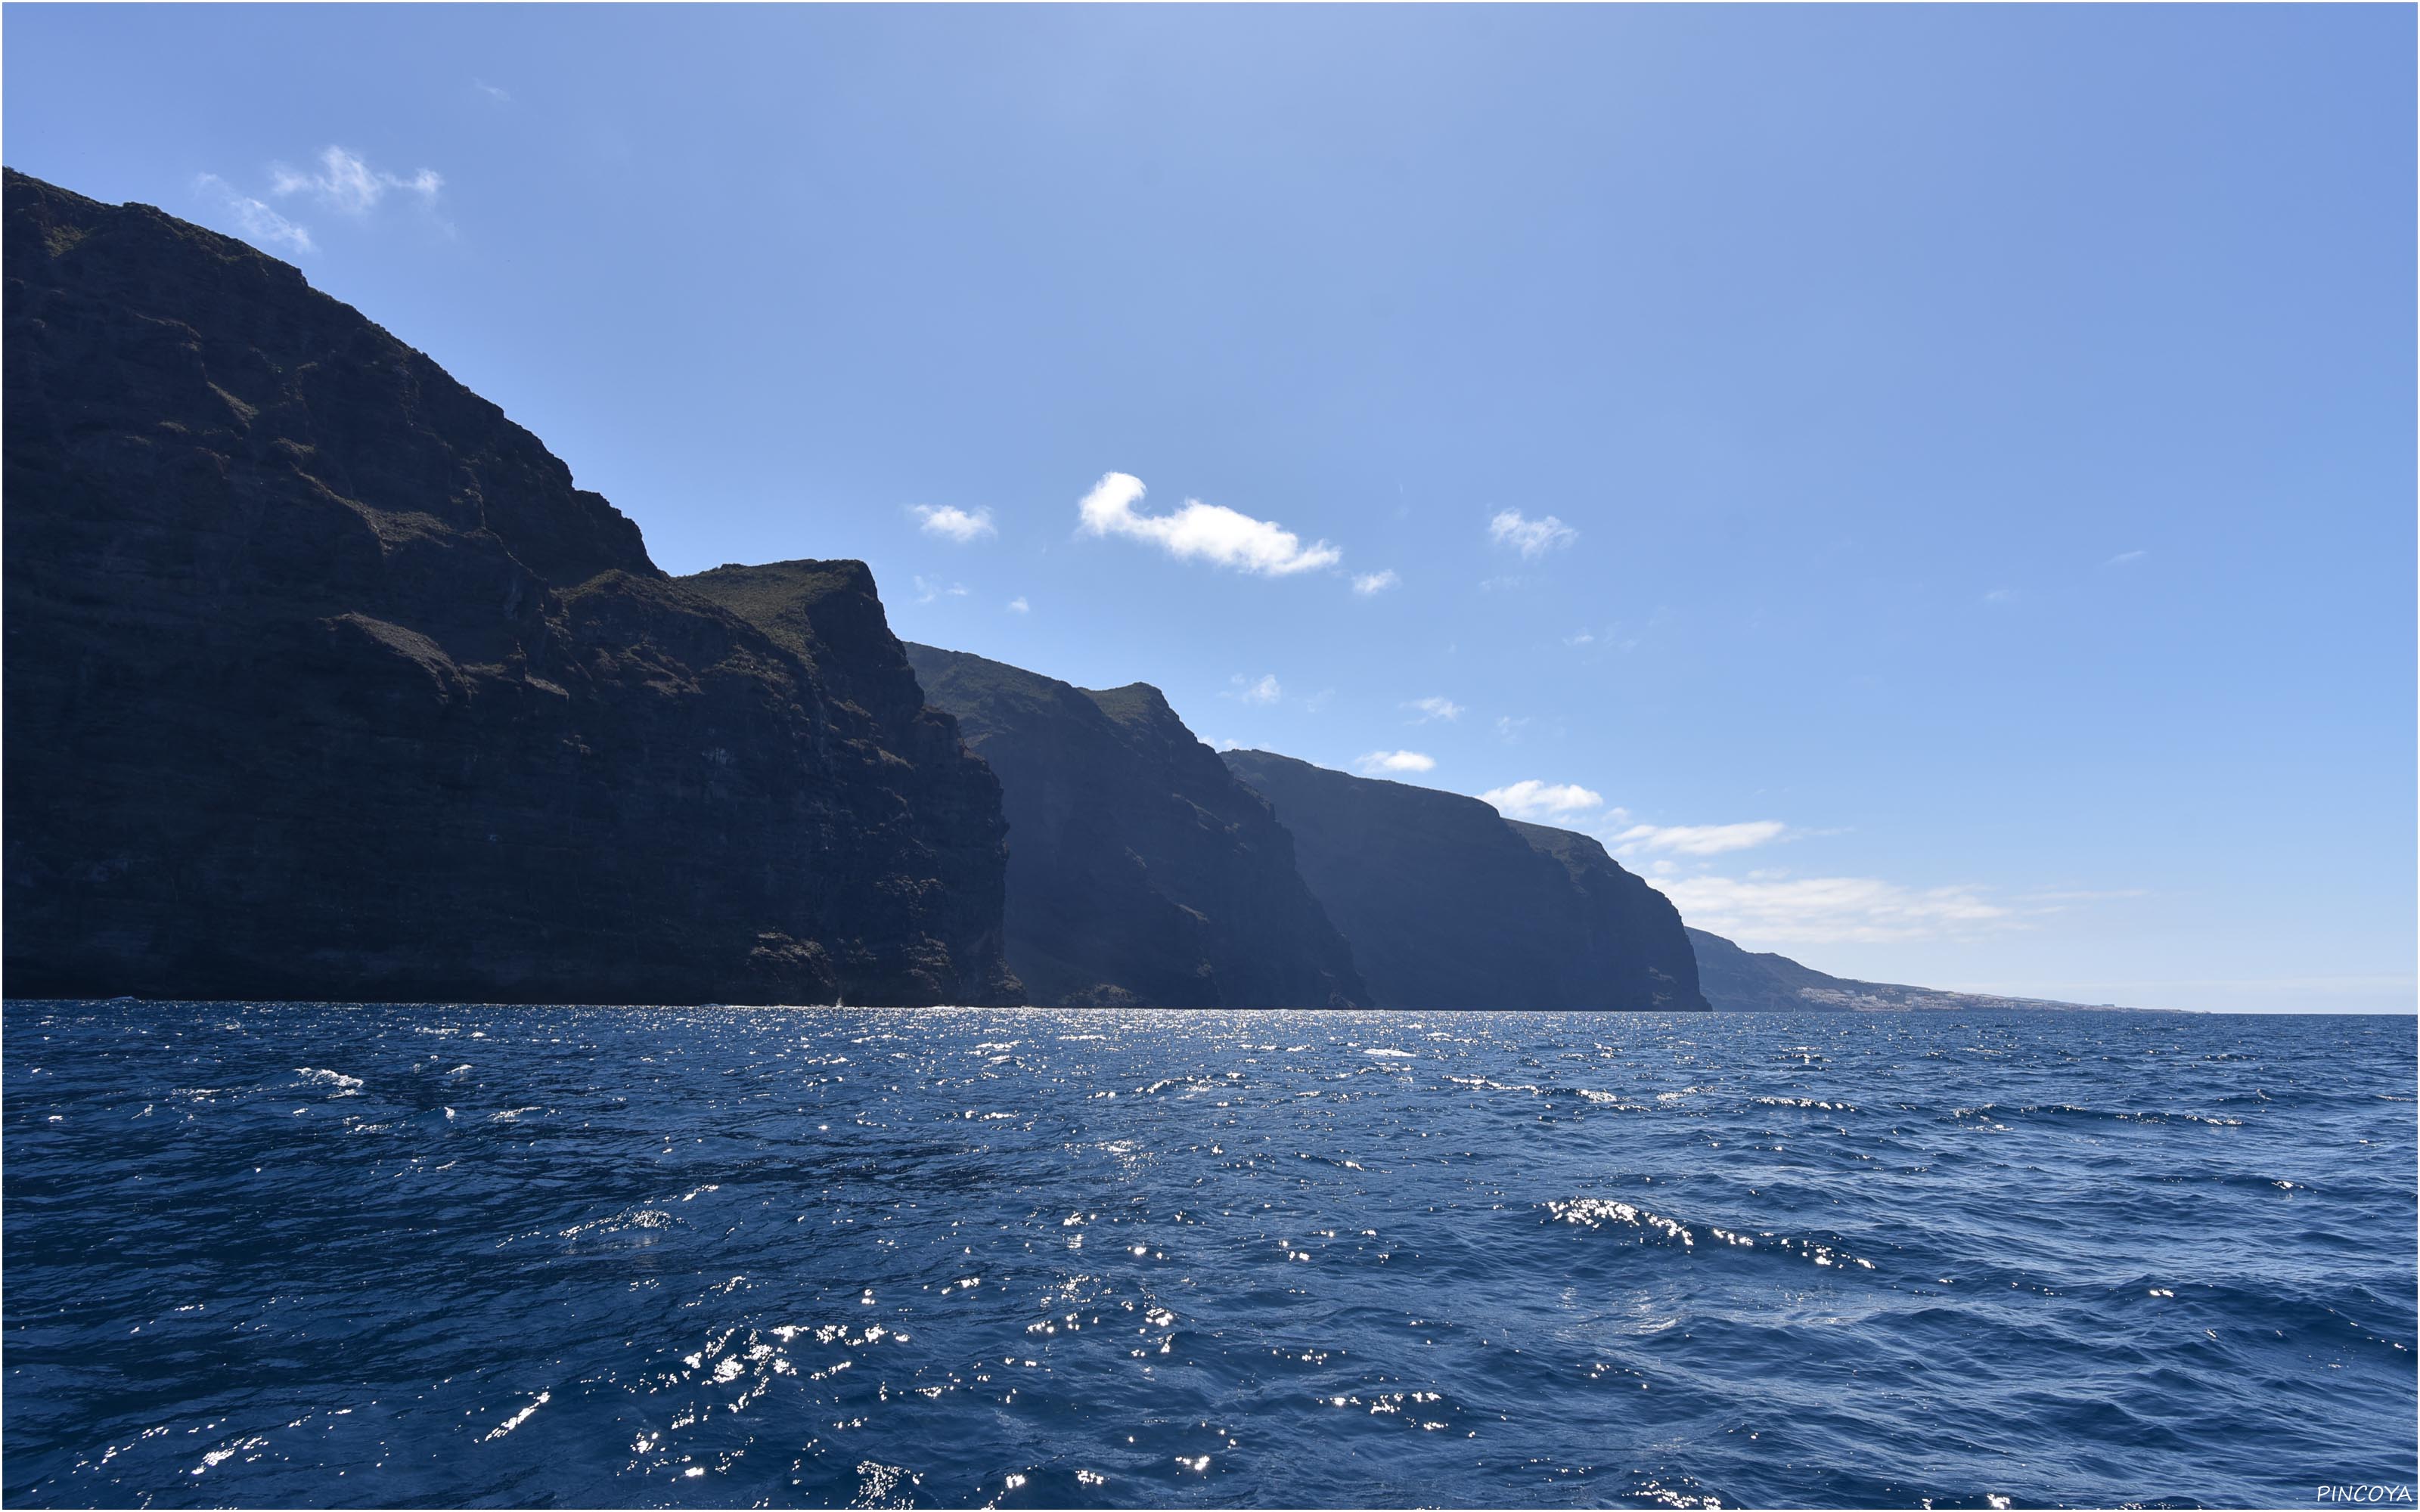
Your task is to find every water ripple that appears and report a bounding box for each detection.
[3,1003,2412,1507]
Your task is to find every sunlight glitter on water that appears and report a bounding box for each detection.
[2,1003,2413,1508]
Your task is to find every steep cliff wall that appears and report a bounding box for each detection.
[1221,750,1707,1012]
[1510,820,1708,1013]
[895,646,1367,1008]
[2,169,1015,1005]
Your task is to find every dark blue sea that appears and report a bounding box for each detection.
[5,1003,2413,1509]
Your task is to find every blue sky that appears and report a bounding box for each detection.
[8,5,2412,1011]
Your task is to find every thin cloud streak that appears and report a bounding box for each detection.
[194,174,314,254]
[271,146,442,215]
[1480,779,1604,820]
[1613,820,1788,857]
[1649,872,2013,947]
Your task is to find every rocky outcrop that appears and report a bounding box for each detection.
[1221,751,1708,1012]
[1509,820,1709,1013]
[2,169,1016,1005]
[896,646,1367,1008]
[1686,928,2121,1013]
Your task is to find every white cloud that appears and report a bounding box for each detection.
[1352,569,1400,596]
[1648,872,2014,947]
[1478,779,1604,820]
[1078,472,1342,577]
[2102,550,2149,568]
[1488,509,1578,559]
[473,78,512,102]
[910,500,992,541]
[1403,696,1464,723]
[911,576,970,605]
[195,174,314,255]
[1302,689,1335,714]
[1982,587,2017,605]
[909,503,997,543]
[1612,820,1788,857]
[1565,631,1596,646]
[1007,596,1030,614]
[271,146,442,215]
[1494,715,1531,742]
[1357,750,1435,775]
[1229,673,1282,705]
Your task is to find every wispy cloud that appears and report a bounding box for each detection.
[1078,472,1341,577]
[1357,750,1435,776]
[1007,596,1030,614]
[2102,550,2149,568]
[194,174,314,255]
[1403,696,1464,723]
[1981,587,2017,606]
[909,503,996,543]
[1479,779,1604,821]
[1612,820,1788,857]
[1227,673,1282,706]
[1488,509,1578,559]
[473,78,512,103]
[1649,871,2013,947]
[911,576,970,605]
[271,146,442,215]
[1494,715,1531,742]
[2018,887,2149,906]
[1351,569,1401,596]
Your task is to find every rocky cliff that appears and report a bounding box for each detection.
[894,646,1367,1008]
[2,169,1016,1005]
[1509,820,1710,1013]
[1686,928,2121,1013]
[1221,750,1708,1012]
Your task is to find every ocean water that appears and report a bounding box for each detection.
[4,1002,2412,1510]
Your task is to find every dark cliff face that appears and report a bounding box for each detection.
[681,562,1019,997]
[1508,820,1710,1013]
[898,646,1367,1009]
[1221,750,1708,1012]
[2,169,1016,1005]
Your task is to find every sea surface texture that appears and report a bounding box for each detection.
[5,1003,2413,1508]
